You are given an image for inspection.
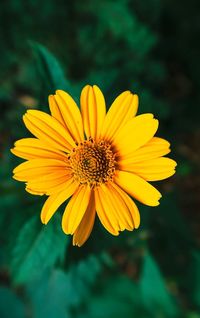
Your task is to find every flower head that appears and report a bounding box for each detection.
[12,86,177,246]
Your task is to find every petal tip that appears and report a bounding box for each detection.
[26,109,34,114]
[10,148,15,154]
[92,84,98,89]
[81,85,91,94]
[173,160,178,168]
[72,239,82,247]
[48,94,54,100]
[133,93,139,101]
[40,216,46,224]
[61,219,68,235]
[135,222,140,229]
[55,89,63,95]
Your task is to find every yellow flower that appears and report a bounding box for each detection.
[11,86,177,246]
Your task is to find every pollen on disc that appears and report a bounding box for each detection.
[68,139,116,186]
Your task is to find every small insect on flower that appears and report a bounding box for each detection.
[11,86,177,246]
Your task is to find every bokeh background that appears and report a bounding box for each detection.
[0,1,200,317]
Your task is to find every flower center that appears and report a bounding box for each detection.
[68,138,116,186]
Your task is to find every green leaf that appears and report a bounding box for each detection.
[139,251,178,317]
[10,214,68,284]
[30,41,70,92]
[27,255,103,318]
[65,255,103,307]
[78,276,147,318]
[27,269,70,318]
[0,287,25,318]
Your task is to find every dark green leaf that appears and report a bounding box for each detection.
[30,41,70,92]
[0,287,25,318]
[79,276,146,318]
[27,269,70,318]
[139,251,178,317]
[27,255,103,318]
[10,214,68,284]
[65,255,103,307]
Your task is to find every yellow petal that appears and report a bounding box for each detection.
[125,157,176,181]
[120,157,177,181]
[26,170,72,195]
[41,178,78,224]
[135,169,176,181]
[26,188,45,196]
[48,95,66,127]
[62,185,91,235]
[80,85,106,140]
[13,159,69,182]
[110,182,140,228]
[23,110,75,152]
[73,190,96,247]
[94,186,120,235]
[54,90,84,142]
[100,183,134,231]
[114,170,162,206]
[113,114,158,157]
[101,91,138,141]
[11,138,68,161]
[118,137,171,165]
[26,183,67,196]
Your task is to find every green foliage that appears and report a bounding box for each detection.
[30,42,71,94]
[27,269,71,318]
[79,276,142,318]
[26,255,103,318]
[0,287,25,318]
[10,215,68,284]
[140,252,178,317]
[78,252,178,318]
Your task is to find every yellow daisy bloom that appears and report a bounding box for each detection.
[11,85,177,246]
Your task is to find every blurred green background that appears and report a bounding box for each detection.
[0,0,200,317]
